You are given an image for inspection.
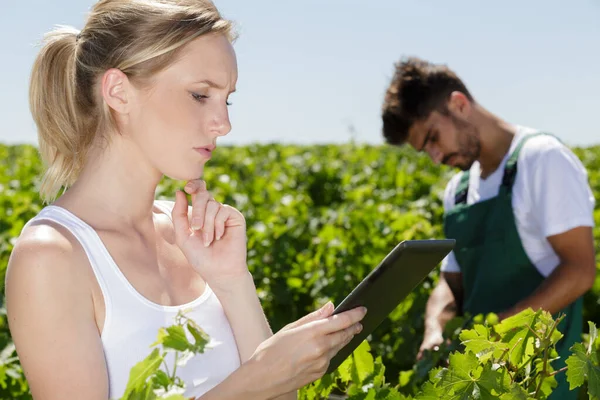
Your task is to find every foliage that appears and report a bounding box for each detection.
[119,310,211,400]
[300,309,600,400]
[0,142,599,399]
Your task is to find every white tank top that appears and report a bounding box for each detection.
[24,202,241,399]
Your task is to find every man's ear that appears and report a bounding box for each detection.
[101,68,132,115]
[447,91,472,119]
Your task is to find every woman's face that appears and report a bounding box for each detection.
[125,33,237,181]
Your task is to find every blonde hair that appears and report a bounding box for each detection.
[29,0,235,202]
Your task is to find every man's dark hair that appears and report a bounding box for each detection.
[381,57,474,145]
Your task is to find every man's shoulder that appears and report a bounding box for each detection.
[516,128,570,164]
[513,128,590,195]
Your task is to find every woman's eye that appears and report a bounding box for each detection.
[191,93,209,102]
[192,92,232,106]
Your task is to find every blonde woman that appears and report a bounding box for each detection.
[5,1,366,399]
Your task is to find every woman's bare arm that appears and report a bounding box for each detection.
[6,223,109,400]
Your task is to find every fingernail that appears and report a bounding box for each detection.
[191,218,202,230]
[203,232,210,247]
[361,307,367,315]
[357,323,363,333]
[321,301,333,314]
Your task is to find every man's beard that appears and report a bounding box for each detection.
[443,117,481,171]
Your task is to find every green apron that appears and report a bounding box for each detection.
[443,133,582,399]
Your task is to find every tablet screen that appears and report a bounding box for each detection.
[326,239,455,374]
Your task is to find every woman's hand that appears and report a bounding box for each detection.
[172,179,249,289]
[247,302,367,398]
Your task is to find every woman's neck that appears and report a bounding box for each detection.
[54,135,163,230]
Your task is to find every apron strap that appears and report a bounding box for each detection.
[501,132,556,192]
[454,171,470,205]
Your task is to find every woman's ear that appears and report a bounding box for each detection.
[101,68,132,115]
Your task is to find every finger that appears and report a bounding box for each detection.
[326,322,363,359]
[172,190,191,244]
[221,204,246,228]
[283,301,334,331]
[214,205,229,241]
[202,200,221,247]
[184,179,206,195]
[314,306,367,335]
[189,190,211,231]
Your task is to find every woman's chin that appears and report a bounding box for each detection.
[164,166,205,182]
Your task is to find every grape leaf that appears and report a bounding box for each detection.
[350,341,375,384]
[566,342,600,398]
[495,310,539,367]
[122,348,163,399]
[460,324,510,363]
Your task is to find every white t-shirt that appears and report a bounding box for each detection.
[441,126,596,277]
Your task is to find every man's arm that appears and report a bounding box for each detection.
[498,226,596,319]
[417,272,463,359]
[499,138,596,319]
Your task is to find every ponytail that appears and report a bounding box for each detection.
[29,26,85,203]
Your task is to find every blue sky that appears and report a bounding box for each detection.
[2,0,599,147]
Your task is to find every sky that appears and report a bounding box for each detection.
[2,0,599,147]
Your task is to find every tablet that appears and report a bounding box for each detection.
[326,239,455,374]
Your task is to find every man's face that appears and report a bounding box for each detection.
[407,109,481,171]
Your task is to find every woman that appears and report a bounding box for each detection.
[5,0,366,399]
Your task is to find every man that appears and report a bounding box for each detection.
[381,56,596,399]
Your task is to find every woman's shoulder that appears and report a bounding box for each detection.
[6,217,91,306]
[13,215,81,262]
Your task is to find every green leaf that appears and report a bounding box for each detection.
[122,348,163,399]
[436,352,509,399]
[378,387,410,399]
[459,324,510,363]
[537,374,557,400]
[495,309,540,367]
[372,356,386,388]
[151,328,169,348]
[414,381,440,400]
[186,320,210,353]
[338,356,353,384]
[350,341,375,384]
[298,384,316,400]
[566,342,600,398]
[398,370,414,387]
[161,326,192,352]
[307,373,335,399]
[589,321,598,354]
[347,390,376,400]
[153,370,170,391]
[495,309,537,335]
[286,277,303,288]
[436,352,479,399]
[499,383,531,400]
[478,363,510,396]
[566,343,590,389]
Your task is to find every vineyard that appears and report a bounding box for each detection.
[1,142,599,399]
